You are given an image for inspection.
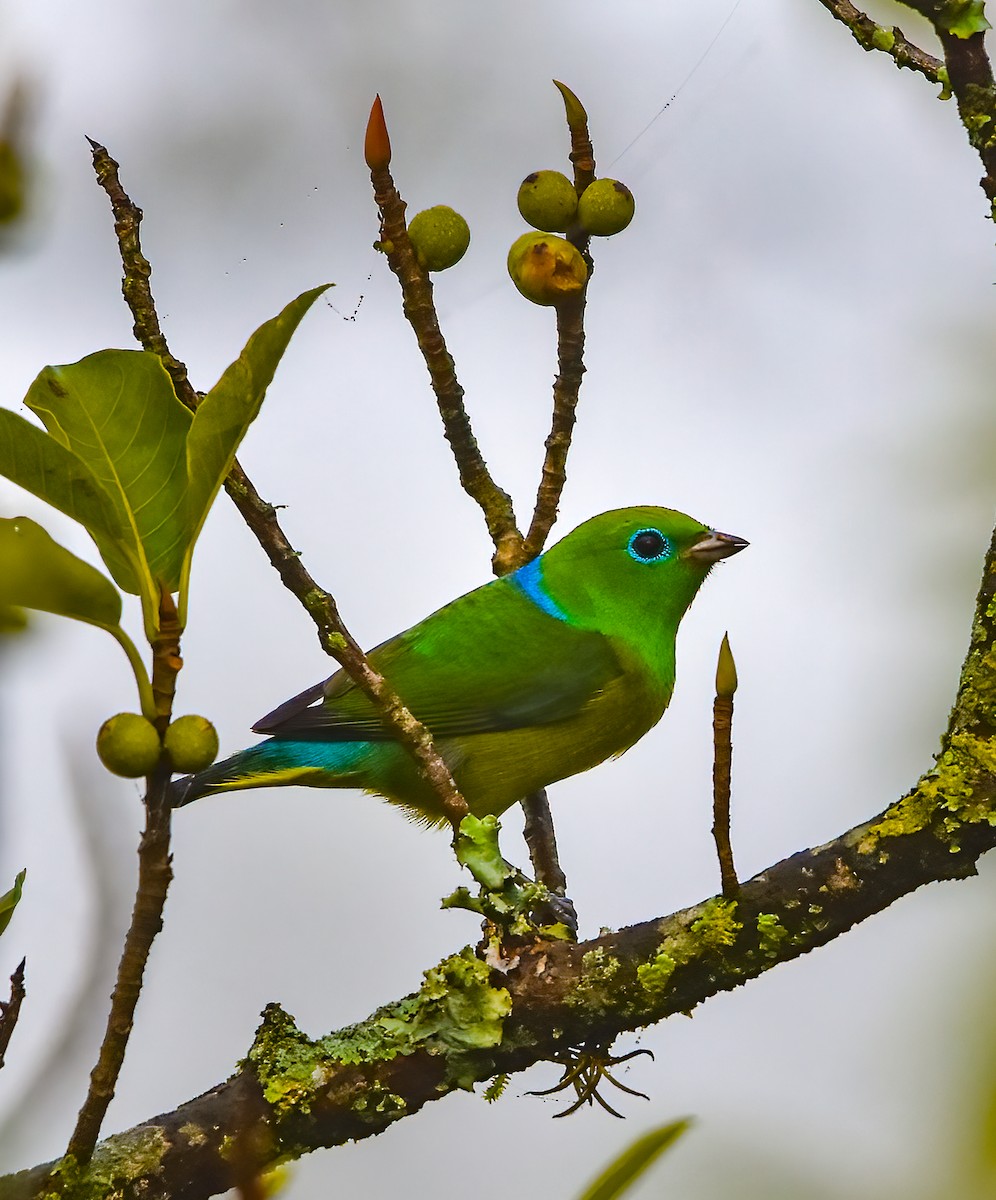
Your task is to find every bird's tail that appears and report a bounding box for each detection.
[168,737,373,809]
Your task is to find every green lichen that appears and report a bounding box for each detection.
[43,1129,169,1200]
[246,1004,322,1115]
[756,913,790,959]
[957,82,996,152]
[859,726,996,854]
[938,0,991,38]
[378,947,511,1057]
[690,898,743,949]
[443,814,573,941]
[248,948,511,1111]
[636,950,677,995]
[871,23,896,51]
[569,945,622,1010]
[178,1121,208,1148]
[633,900,743,1002]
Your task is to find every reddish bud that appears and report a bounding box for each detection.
[364,95,391,170]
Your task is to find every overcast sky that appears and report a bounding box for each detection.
[1,2,995,1197]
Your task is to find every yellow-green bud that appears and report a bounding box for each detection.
[577,178,635,236]
[715,633,738,699]
[507,231,587,307]
[165,715,220,774]
[517,170,578,233]
[407,206,471,272]
[97,713,161,778]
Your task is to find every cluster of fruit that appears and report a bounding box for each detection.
[97,712,219,778]
[508,170,634,306]
[400,169,634,309]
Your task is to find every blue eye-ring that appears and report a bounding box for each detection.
[627,528,672,563]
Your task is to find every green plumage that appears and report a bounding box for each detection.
[170,507,746,824]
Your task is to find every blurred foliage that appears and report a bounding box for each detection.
[0,870,25,938]
[0,604,27,636]
[0,82,29,230]
[577,1119,690,1199]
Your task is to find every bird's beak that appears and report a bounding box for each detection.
[683,529,749,563]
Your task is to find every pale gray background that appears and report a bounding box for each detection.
[1,1,995,1196]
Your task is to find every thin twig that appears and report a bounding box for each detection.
[0,959,25,1070]
[87,138,468,831]
[712,633,739,898]
[711,697,738,898]
[64,590,182,1165]
[813,0,946,85]
[523,297,587,559]
[521,788,568,897]
[223,466,469,827]
[86,139,197,408]
[364,107,522,574]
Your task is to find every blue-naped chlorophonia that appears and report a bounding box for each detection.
[170,507,747,823]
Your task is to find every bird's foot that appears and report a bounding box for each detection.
[528,1043,654,1118]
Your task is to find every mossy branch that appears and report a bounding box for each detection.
[813,0,946,85]
[9,520,993,1200]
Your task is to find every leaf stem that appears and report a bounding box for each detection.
[106,622,157,721]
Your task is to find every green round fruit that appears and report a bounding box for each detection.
[517,170,578,233]
[165,715,220,774]
[577,178,635,236]
[507,231,588,307]
[97,712,161,778]
[407,205,471,271]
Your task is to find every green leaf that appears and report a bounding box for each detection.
[940,0,991,37]
[25,350,193,595]
[183,285,331,569]
[577,1120,691,1200]
[0,408,137,591]
[0,517,122,628]
[454,814,513,891]
[0,870,25,938]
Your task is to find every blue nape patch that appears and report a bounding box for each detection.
[510,557,569,622]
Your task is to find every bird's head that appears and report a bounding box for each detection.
[538,506,747,645]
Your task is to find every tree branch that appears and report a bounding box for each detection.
[0,959,25,1071]
[87,138,469,831]
[813,0,946,85]
[814,0,996,212]
[8,521,993,1200]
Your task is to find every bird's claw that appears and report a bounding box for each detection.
[527,1044,654,1118]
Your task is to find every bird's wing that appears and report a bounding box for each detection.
[252,578,626,741]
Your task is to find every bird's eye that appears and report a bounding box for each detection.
[627,528,672,563]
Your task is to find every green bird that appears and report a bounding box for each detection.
[170,507,746,823]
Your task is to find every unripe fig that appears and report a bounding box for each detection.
[97,712,161,778]
[165,715,220,774]
[577,178,635,236]
[407,205,470,271]
[507,232,587,306]
[517,170,578,232]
